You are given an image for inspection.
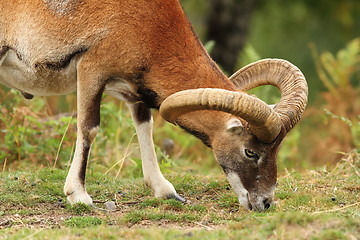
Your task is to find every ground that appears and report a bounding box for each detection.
[0,152,359,239]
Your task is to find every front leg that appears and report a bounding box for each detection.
[63,65,104,205]
[128,102,185,201]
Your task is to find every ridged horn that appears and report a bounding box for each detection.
[229,58,308,132]
[160,88,282,143]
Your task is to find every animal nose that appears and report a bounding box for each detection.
[250,197,273,211]
[263,198,271,210]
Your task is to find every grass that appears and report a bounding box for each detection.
[64,216,103,228]
[0,152,359,239]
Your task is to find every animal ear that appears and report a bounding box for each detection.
[226,119,243,135]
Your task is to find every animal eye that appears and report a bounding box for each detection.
[244,149,259,160]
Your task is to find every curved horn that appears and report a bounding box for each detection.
[230,58,308,132]
[160,88,282,143]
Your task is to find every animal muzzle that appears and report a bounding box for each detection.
[226,171,274,211]
[237,190,274,211]
[246,193,274,211]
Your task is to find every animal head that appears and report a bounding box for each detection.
[159,59,308,211]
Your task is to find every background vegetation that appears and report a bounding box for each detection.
[0,0,359,239]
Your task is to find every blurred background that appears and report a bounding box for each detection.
[0,0,359,176]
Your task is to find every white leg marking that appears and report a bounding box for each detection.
[128,104,177,198]
[63,129,98,205]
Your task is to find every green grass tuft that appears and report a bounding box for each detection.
[67,203,93,215]
[64,216,103,228]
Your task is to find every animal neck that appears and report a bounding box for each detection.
[176,110,234,149]
[140,0,237,103]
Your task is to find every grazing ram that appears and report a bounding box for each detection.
[0,0,308,211]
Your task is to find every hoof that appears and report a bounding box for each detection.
[167,193,186,203]
[66,191,94,206]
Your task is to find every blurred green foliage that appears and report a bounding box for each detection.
[0,89,76,168]
[182,0,360,100]
[248,0,360,96]
[309,38,360,161]
[311,38,360,99]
